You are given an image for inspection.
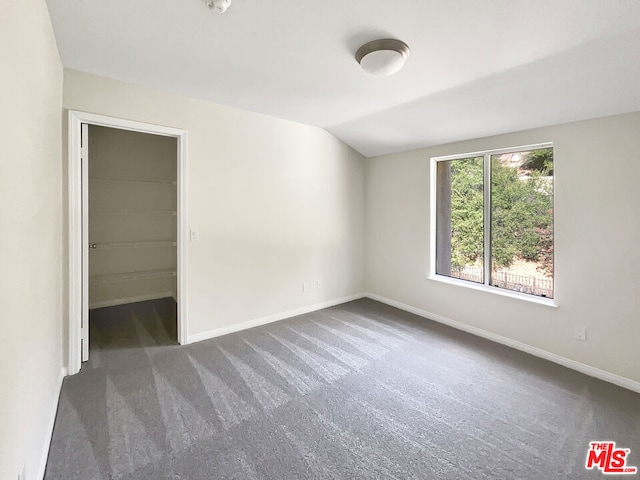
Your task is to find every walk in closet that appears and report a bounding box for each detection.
[88,126,177,310]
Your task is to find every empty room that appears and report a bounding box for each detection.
[1,0,639,479]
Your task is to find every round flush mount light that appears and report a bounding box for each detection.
[203,0,231,13]
[355,39,410,76]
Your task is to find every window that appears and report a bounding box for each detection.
[432,145,554,299]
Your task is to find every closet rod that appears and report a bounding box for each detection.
[91,240,176,249]
[90,269,177,284]
[89,175,177,185]
[90,210,177,216]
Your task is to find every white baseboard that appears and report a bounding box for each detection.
[365,292,640,394]
[89,291,174,309]
[187,293,366,344]
[37,366,67,480]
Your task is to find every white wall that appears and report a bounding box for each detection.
[63,69,365,342]
[0,1,64,479]
[365,111,640,384]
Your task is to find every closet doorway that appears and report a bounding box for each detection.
[68,111,187,375]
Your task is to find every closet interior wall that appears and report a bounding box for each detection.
[88,125,177,309]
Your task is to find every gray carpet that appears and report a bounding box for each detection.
[45,297,640,479]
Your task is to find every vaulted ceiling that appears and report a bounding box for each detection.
[46,0,640,157]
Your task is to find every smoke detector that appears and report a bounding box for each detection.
[203,0,231,13]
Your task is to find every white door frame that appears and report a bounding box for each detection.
[68,110,188,375]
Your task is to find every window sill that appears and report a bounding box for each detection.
[427,274,558,308]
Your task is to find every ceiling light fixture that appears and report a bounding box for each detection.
[203,0,231,14]
[355,39,410,76]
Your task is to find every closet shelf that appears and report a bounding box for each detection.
[90,210,177,216]
[91,240,176,249]
[90,268,176,284]
[89,175,177,186]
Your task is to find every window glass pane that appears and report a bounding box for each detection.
[436,157,484,284]
[490,148,554,298]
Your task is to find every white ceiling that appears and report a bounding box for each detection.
[46,0,640,157]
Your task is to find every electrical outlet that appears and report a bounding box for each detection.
[574,326,586,341]
[190,229,200,241]
[317,280,321,289]
[302,282,306,292]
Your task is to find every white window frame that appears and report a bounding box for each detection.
[428,142,557,307]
